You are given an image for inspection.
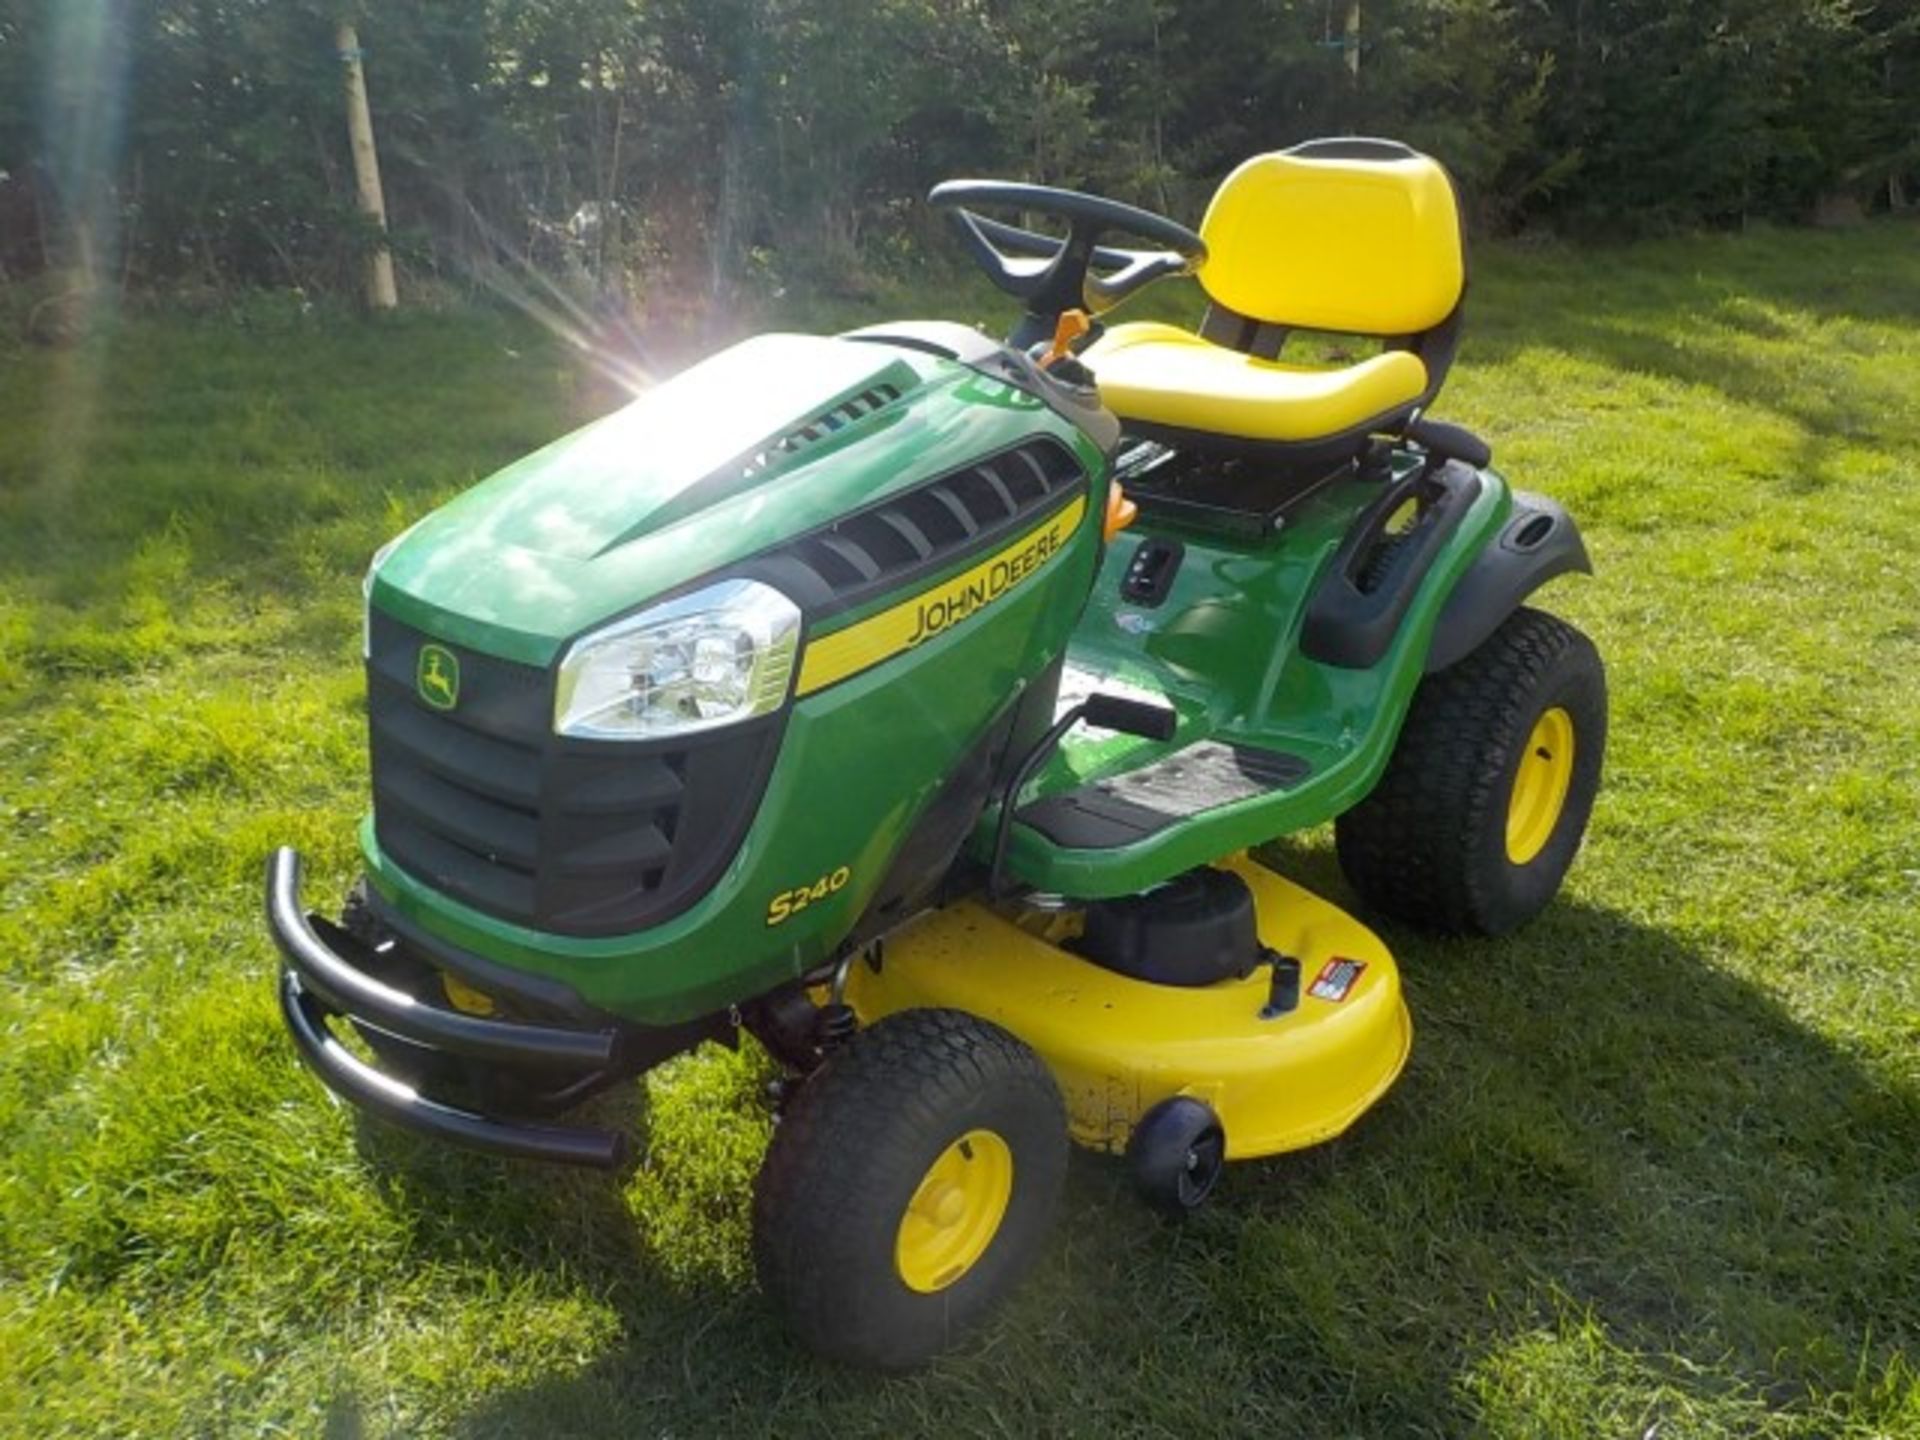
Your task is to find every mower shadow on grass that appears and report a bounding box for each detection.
[423,851,1920,1438]
[342,1082,661,1282]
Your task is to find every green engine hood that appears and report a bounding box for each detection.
[369,332,1098,666]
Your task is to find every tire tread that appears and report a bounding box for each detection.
[753,1007,1066,1368]
[1336,606,1605,935]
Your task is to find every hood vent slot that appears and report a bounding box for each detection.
[781,437,1085,612]
[746,383,902,475]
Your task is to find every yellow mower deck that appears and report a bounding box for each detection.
[846,855,1411,1160]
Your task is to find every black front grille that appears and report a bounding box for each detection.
[776,437,1086,615]
[366,609,780,937]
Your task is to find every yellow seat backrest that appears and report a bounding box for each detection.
[1197,148,1464,338]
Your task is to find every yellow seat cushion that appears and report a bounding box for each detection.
[1198,152,1464,337]
[1085,321,1428,443]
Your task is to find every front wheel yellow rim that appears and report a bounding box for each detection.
[894,1129,1013,1293]
[1506,705,1576,864]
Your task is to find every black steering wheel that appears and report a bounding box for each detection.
[928,180,1206,345]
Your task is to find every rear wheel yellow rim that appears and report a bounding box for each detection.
[894,1129,1013,1294]
[1506,705,1575,864]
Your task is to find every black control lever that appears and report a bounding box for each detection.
[987,693,1179,897]
[1081,693,1179,741]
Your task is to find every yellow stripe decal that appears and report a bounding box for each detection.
[797,494,1087,696]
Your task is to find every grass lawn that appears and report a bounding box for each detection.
[3,221,1919,1438]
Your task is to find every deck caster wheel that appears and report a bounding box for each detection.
[752,1007,1068,1369]
[1128,1096,1226,1218]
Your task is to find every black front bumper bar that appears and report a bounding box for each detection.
[267,847,630,1169]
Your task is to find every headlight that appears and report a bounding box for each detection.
[554,579,801,739]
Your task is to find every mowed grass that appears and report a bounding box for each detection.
[3,223,1918,1438]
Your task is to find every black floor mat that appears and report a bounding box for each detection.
[1017,740,1312,850]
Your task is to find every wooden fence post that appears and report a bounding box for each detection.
[337,21,398,310]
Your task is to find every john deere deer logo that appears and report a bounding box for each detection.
[416,643,460,710]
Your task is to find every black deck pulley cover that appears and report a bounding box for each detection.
[1077,867,1267,987]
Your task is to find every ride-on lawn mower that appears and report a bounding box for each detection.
[269,138,1605,1368]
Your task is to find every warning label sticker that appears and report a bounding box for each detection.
[1308,957,1367,1003]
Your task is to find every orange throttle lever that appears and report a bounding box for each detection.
[1104,482,1137,540]
[1039,308,1091,369]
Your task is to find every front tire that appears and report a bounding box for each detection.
[752,1008,1069,1369]
[1337,606,1606,935]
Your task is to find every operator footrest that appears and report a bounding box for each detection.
[1017,740,1311,850]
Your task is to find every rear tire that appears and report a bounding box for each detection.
[1337,606,1606,935]
[752,1008,1068,1369]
